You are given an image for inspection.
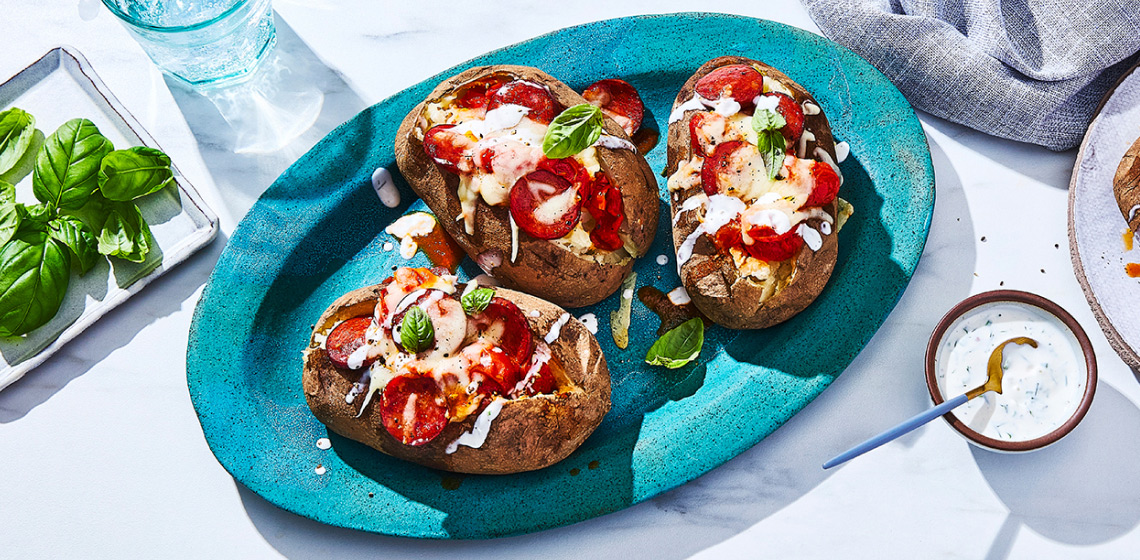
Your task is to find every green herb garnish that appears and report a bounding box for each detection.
[751,104,787,181]
[542,104,604,159]
[645,317,705,369]
[400,306,435,353]
[461,287,495,315]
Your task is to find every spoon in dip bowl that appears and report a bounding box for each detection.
[823,337,1038,469]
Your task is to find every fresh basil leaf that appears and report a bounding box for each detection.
[461,287,495,315]
[645,317,704,369]
[755,129,786,181]
[15,203,52,233]
[98,146,174,201]
[0,230,71,337]
[65,190,112,234]
[751,107,786,134]
[0,201,18,248]
[0,108,36,176]
[33,118,113,210]
[97,202,152,263]
[542,104,604,159]
[399,305,434,353]
[48,216,99,274]
[0,179,14,204]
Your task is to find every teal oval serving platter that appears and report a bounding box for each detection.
[187,12,934,539]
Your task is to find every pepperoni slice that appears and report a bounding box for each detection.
[763,92,804,142]
[488,80,556,125]
[472,297,534,368]
[537,157,592,196]
[695,65,764,107]
[582,79,645,136]
[689,111,727,157]
[509,170,582,240]
[466,343,524,396]
[584,171,624,251]
[325,316,375,369]
[701,140,764,196]
[804,161,841,208]
[422,124,474,174]
[710,219,743,253]
[453,76,505,109]
[380,375,449,446]
[519,361,557,396]
[743,224,805,262]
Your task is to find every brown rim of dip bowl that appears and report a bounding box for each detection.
[924,290,1097,452]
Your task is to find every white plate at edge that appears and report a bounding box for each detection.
[0,46,219,390]
[1070,61,1140,371]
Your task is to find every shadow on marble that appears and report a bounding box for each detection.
[917,110,1079,190]
[0,233,226,423]
[974,382,1140,553]
[165,15,368,224]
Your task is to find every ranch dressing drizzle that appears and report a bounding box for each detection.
[814,147,844,186]
[371,167,399,208]
[593,134,637,151]
[835,141,850,163]
[515,341,553,394]
[1130,204,1140,222]
[797,130,816,159]
[936,302,1085,441]
[797,223,823,251]
[509,214,520,263]
[801,100,821,115]
[345,369,370,404]
[668,94,741,123]
[545,313,572,344]
[820,220,833,235]
[445,397,506,454]
[677,195,746,275]
[578,313,598,334]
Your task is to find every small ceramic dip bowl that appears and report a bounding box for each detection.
[925,290,1097,452]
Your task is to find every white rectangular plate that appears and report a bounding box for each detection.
[0,46,219,390]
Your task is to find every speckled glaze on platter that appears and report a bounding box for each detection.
[186,13,935,538]
[1069,60,1140,372]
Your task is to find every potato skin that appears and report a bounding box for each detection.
[666,56,840,329]
[301,284,611,475]
[394,65,659,308]
[1115,136,1140,233]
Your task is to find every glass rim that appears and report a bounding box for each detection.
[100,0,258,33]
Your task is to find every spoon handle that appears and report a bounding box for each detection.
[822,393,970,469]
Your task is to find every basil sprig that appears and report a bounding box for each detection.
[542,104,604,159]
[0,108,176,337]
[751,105,787,181]
[645,317,705,369]
[399,306,435,353]
[461,287,494,315]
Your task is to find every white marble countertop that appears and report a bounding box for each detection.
[3,1,1140,558]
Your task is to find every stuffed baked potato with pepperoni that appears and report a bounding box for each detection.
[302,267,610,474]
[394,65,658,308]
[665,56,853,329]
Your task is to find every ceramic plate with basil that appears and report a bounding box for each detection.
[187,13,934,538]
[0,46,218,390]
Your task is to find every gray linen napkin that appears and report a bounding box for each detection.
[801,0,1140,150]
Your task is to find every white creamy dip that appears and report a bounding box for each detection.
[935,302,1086,442]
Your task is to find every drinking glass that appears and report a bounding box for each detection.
[101,0,277,88]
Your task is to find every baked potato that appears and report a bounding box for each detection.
[394,65,658,308]
[664,56,852,329]
[1115,135,1140,233]
[302,267,610,474]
